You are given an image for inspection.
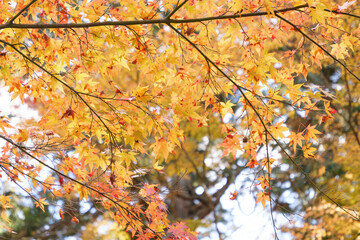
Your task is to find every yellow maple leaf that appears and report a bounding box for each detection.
[0,196,13,209]
[134,86,152,103]
[269,121,288,139]
[34,198,48,212]
[151,138,171,160]
[309,3,328,24]
[305,125,322,142]
[15,129,29,143]
[330,42,349,60]
[233,1,243,13]
[220,100,235,116]
[302,143,316,158]
[154,161,164,173]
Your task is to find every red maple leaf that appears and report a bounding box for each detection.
[58,175,64,186]
[246,159,259,168]
[329,108,337,114]
[61,107,75,120]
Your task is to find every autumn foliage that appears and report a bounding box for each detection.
[0,0,359,238]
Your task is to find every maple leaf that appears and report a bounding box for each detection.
[269,121,288,139]
[246,159,259,168]
[0,196,13,209]
[140,183,160,198]
[63,182,73,194]
[330,42,349,60]
[34,198,48,212]
[61,107,75,120]
[329,108,337,115]
[302,143,316,158]
[256,191,270,208]
[220,100,235,116]
[151,138,171,160]
[321,115,333,124]
[71,217,79,224]
[197,114,208,127]
[261,158,276,173]
[153,161,164,173]
[58,175,64,186]
[230,191,238,200]
[220,134,242,159]
[0,116,14,134]
[15,129,29,142]
[289,132,305,153]
[309,3,328,24]
[304,125,322,142]
[264,0,275,15]
[134,86,152,103]
[233,1,243,13]
[256,176,269,190]
[168,222,197,240]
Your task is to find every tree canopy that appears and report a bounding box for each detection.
[0,0,359,239]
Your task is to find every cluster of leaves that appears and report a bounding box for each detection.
[0,0,359,239]
[278,43,360,239]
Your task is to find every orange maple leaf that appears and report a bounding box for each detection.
[230,191,238,200]
[71,216,79,224]
[256,191,270,208]
[59,209,65,220]
[289,132,305,153]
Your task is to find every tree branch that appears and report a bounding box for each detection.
[0,165,41,206]
[0,134,160,238]
[320,7,360,19]
[167,22,360,222]
[166,0,188,19]
[0,4,309,30]
[0,4,357,30]
[275,13,360,82]
[7,0,37,24]
[0,40,118,146]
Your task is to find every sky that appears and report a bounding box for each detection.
[195,171,294,240]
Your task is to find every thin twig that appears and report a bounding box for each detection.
[0,165,40,205]
[265,133,279,240]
